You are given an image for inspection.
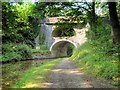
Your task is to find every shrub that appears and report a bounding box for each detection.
[1,52,22,62]
[16,44,32,59]
[2,43,32,62]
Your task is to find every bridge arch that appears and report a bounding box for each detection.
[51,25,76,37]
[50,39,77,57]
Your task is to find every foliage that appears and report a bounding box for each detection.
[31,45,50,53]
[16,44,32,59]
[2,52,22,62]
[2,43,32,62]
[2,2,43,47]
[86,17,111,40]
[17,28,35,48]
[15,58,63,88]
[2,2,20,43]
[39,30,45,45]
[2,2,47,62]
[45,3,63,17]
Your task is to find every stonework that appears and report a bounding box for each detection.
[36,17,90,57]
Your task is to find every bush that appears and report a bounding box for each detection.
[1,52,22,62]
[16,44,32,59]
[2,43,32,62]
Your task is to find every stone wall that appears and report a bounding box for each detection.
[41,24,54,48]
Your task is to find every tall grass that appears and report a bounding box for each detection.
[70,42,119,87]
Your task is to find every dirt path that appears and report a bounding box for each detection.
[46,58,111,88]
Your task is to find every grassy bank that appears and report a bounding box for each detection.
[70,42,119,87]
[31,49,50,53]
[31,45,50,53]
[2,60,51,88]
[14,58,63,88]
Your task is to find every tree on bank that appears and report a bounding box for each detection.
[108,2,120,44]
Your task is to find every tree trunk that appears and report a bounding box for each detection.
[108,2,120,44]
[91,0,97,40]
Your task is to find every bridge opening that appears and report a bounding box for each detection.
[50,40,76,57]
[52,25,76,37]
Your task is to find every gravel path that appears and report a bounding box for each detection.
[46,58,111,88]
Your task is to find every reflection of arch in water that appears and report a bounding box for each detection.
[50,39,77,57]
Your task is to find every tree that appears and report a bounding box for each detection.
[2,2,21,43]
[2,2,42,47]
[64,1,97,39]
[108,2,120,44]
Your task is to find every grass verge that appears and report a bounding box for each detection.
[14,58,63,88]
[31,49,50,53]
[70,42,119,87]
[31,45,50,53]
[2,60,49,88]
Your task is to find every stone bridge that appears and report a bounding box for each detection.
[35,17,90,57]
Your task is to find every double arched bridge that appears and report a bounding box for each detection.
[35,17,90,57]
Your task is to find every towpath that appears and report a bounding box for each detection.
[46,58,111,88]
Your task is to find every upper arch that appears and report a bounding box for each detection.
[50,39,77,51]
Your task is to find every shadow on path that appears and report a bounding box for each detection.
[44,58,111,88]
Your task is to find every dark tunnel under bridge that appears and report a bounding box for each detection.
[50,40,77,57]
